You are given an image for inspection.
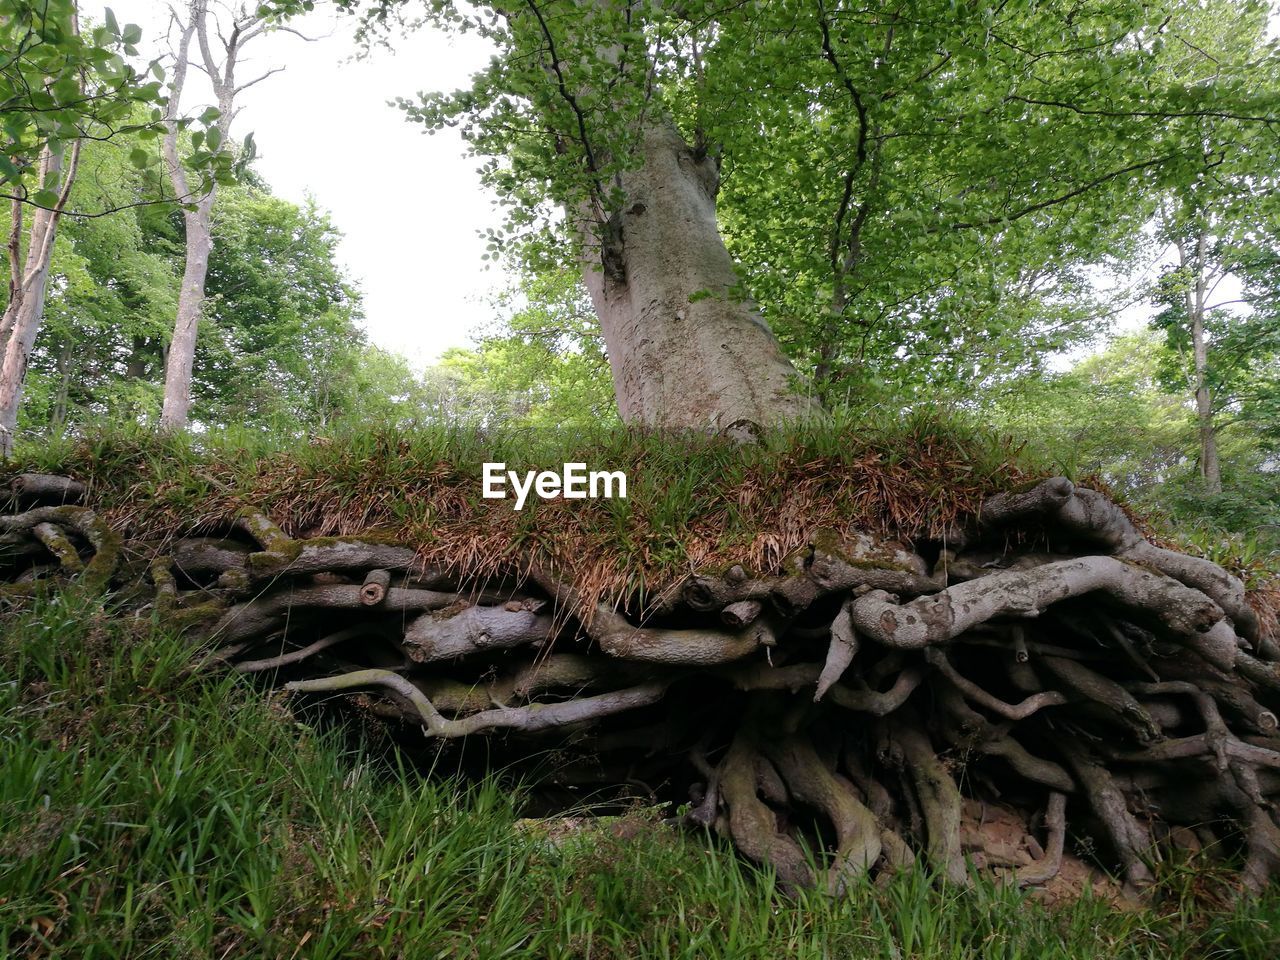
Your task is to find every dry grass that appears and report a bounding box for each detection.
[4,417,1273,624]
[3,419,1045,608]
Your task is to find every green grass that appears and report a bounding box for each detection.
[12,413,1275,607]
[2,590,1279,958]
[2,412,1052,610]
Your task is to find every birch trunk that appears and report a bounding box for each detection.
[1177,232,1222,495]
[580,121,815,429]
[159,198,214,430]
[0,142,80,457]
[158,2,208,431]
[159,0,266,430]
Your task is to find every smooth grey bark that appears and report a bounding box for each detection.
[579,121,816,429]
[1175,230,1222,494]
[0,141,82,457]
[160,195,215,430]
[160,0,272,430]
[159,2,206,430]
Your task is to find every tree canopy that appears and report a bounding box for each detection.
[368,0,1280,401]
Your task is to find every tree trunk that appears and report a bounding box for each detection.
[0,253,53,455]
[50,337,72,430]
[159,3,208,432]
[1178,232,1222,495]
[579,121,815,429]
[0,142,80,457]
[159,0,266,431]
[125,335,149,381]
[159,201,214,430]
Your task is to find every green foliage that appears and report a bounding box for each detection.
[1145,66,1280,453]
[372,0,1279,401]
[2,590,1279,957]
[987,331,1280,574]
[0,122,404,438]
[437,267,617,429]
[989,334,1194,496]
[1,1,157,188]
[191,187,368,428]
[1,2,237,202]
[8,125,178,427]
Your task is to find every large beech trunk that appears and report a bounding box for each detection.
[5,474,1277,899]
[581,122,815,429]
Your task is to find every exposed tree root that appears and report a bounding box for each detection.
[719,730,814,891]
[1016,792,1068,887]
[2,475,1278,898]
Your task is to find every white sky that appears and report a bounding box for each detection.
[105,1,507,368]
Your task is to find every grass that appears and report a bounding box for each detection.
[2,590,1279,958]
[10,413,1276,618]
[3,411,1056,612]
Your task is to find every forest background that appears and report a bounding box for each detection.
[3,0,1278,554]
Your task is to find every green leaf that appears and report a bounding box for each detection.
[52,78,80,102]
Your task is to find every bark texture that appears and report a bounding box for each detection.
[159,0,270,430]
[3,476,1277,898]
[580,121,816,429]
[1,140,82,457]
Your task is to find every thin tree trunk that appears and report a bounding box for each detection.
[51,337,72,430]
[159,0,267,430]
[0,140,81,457]
[1178,232,1222,495]
[159,2,207,431]
[160,200,214,429]
[125,335,149,381]
[579,121,814,429]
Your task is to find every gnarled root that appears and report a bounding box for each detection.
[719,731,814,892]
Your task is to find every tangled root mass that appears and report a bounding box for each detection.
[4,472,1278,897]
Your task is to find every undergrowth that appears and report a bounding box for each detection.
[0,590,1276,958]
[5,411,1056,610]
[10,413,1276,612]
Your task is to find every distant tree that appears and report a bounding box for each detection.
[14,151,375,435]
[1149,128,1280,491]
[438,268,616,429]
[1,1,236,454]
[191,186,367,428]
[159,0,305,430]
[15,129,179,429]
